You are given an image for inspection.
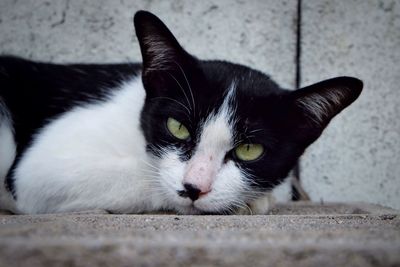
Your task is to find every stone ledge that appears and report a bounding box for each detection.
[0,202,399,267]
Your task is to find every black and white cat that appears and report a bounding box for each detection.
[0,11,362,214]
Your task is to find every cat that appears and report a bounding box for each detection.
[0,10,363,215]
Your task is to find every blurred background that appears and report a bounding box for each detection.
[0,0,399,209]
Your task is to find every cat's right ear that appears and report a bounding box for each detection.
[134,11,195,95]
[288,76,363,144]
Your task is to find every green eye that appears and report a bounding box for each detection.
[235,143,264,161]
[166,117,190,140]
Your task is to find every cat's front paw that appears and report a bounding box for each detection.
[236,193,275,215]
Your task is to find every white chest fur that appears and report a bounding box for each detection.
[12,76,165,214]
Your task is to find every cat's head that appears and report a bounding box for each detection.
[134,11,363,214]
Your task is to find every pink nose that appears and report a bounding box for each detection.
[183,160,214,194]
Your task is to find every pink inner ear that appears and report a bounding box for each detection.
[183,154,218,193]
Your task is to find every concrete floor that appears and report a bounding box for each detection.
[1,202,399,267]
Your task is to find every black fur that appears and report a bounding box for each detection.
[135,11,362,192]
[0,57,140,193]
[0,10,362,210]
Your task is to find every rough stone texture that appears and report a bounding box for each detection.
[0,202,399,267]
[300,0,400,209]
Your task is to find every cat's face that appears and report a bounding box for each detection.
[140,61,299,214]
[134,11,363,214]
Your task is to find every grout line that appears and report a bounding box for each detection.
[295,0,302,90]
[292,0,303,201]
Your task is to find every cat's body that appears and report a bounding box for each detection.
[0,11,362,214]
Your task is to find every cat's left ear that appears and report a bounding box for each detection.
[289,76,363,142]
[134,10,196,94]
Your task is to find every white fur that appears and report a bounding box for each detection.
[8,79,268,214]
[236,193,274,215]
[13,76,163,214]
[182,91,235,192]
[0,108,17,212]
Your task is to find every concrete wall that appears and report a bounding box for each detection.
[300,0,400,209]
[0,0,297,87]
[0,0,399,209]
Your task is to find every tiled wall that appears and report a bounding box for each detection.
[300,0,400,209]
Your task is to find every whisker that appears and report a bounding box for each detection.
[248,128,264,134]
[150,96,191,115]
[174,61,196,115]
[139,159,159,171]
[166,71,193,112]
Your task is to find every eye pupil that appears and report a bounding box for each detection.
[234,143,264,161]
[166,117,190,140]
